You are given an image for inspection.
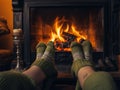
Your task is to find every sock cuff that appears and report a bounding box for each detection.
[71,59,93,77]
[32,59,58,78]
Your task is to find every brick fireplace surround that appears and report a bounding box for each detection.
[12,0,120,89]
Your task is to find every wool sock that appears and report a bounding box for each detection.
[70,41,93,77]
[36,42,46,60]
[71,41,94,90]
[70,41,85,61]
[81,40,93,62]
[32,41,57,78]
[41,41,55,62]
[32,42,46,66]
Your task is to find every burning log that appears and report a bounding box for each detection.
[54,40,69,51]
[54,32,77,51]
[62,32,76,42]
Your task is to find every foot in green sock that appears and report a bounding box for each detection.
[36,42,47,60]
[70,41,93,90]
[32,41,57,78]
[70,41,85,90]
[32,42,46,66]
[81,40,93,62]
[70,41,85,61]
[71,41,93,76]
[41,41,55,61]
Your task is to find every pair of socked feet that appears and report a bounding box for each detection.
[0,40,116,90]
[31,40,93,88]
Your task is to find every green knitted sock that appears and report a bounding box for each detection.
[36,42,46,60]
[32,42,46,66]
[70,41,85,61]
[71,41,93,90]
[41,41,55,62]
[32,41,57,78]
[70,41,93,77]
[71,60,93,77]
[81,40,93,62]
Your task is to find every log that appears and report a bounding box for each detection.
[62,32,76,42]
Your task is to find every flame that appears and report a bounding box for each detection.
[34,13,104,52]
[71,24,87,42]
[49,16,88,51]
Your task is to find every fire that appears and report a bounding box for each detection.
[33,11,104,52]
[49,16,88,51]
[51,17,65,42]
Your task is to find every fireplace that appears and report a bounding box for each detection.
[12,0,120,71]
[30,6,104,52]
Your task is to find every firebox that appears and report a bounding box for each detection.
[12,0,120,71]
[30,6,104,52]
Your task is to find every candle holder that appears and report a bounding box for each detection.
[13,29,23,71]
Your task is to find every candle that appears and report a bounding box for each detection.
[13,29,22,36]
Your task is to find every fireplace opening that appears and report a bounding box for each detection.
[30,6,104,52]
[28,6,112,72]
[17,0,118,72]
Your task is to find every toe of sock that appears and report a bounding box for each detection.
[47,41,54,47]
[70,42,80,48]
[36,42,46,49]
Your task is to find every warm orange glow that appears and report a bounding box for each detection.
[48,16,88,51]
[36,16,103,52]
[71,24,87,42]
[0,0,13,50]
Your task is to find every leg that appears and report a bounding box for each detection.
[82,71,117,90]
[0,42,47,90]
[71,41,93,90]
[23,42,47,84]
[23,41,58,89]
[0,41,57,90]
[71,40,117,90]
